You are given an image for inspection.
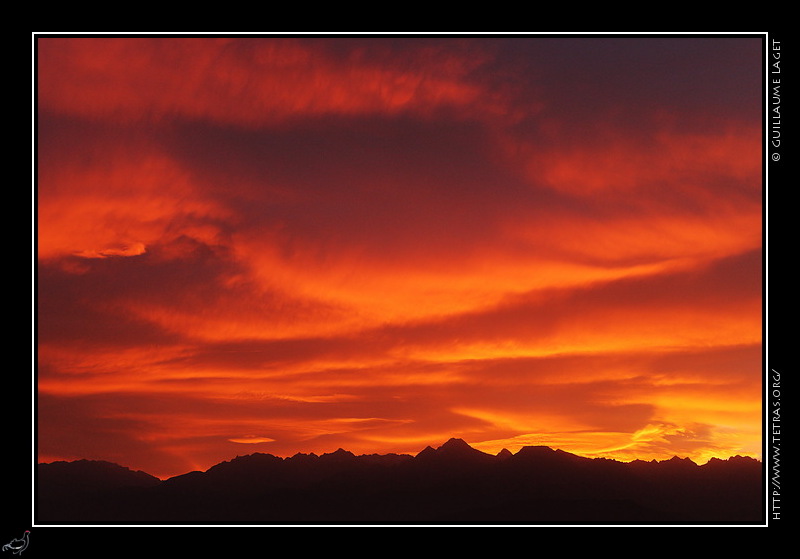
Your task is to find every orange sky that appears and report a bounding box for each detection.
[36,35,764,480]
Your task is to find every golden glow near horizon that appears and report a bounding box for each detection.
[36,36,764,480]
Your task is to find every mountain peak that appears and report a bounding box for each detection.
[415,439,481,460]
[496,448,513,460]
[320,448,356,461]
[37,459,161,489]
[415,437,495,463]
[513,445,586,465]
[439,438,473,451]
[289,452,318,461]
[416,445,437,459]
[665,455,697,466]
[515,445,557,458]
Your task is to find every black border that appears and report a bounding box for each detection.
[28,32,776,552]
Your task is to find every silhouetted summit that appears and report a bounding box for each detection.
[513,445,589,465]
[320,448,356,462]
[36,441,763,525]
[416,438,494,463]
[496,448,513,460]
[439,437,476,452]
[38,460,160,494]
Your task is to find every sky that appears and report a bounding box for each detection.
[35,35,764,480]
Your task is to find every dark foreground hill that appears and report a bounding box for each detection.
[35,439,764,525]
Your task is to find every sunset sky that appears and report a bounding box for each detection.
[36,35,764,480]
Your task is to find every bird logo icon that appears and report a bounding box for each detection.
[2,531,29,555]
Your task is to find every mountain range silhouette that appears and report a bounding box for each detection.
[35,439,764,525]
